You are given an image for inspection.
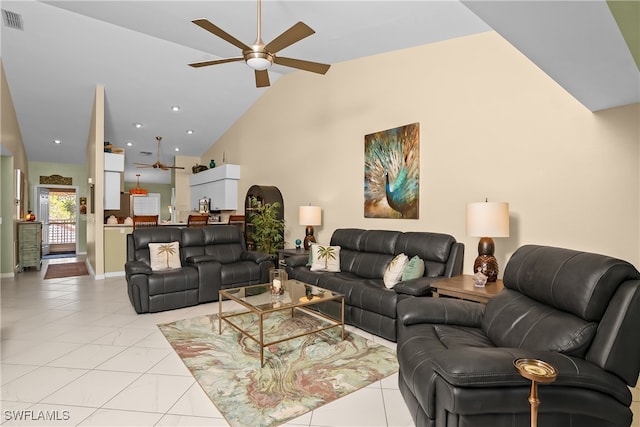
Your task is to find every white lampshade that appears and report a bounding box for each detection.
[299,206,322,226]
[466,202,510,237]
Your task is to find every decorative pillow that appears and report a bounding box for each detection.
[310,244,341,272]
[384,253,409,288]
[402,255,425,281]
[149,241,181,271]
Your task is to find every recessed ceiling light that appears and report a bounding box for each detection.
[171,105,181,112]
[134,123,142,128]
[186,129,194,135]
[174,147,180,152]
[127,141,134,147]
[53,139,61,144]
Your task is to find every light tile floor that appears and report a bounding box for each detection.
[1,256,414,427]
[1,256,638,426]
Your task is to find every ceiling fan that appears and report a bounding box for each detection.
[189,0,330,88]
[133,136,185,171]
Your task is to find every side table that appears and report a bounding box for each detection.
[278,248,309,269]
[431,274,503,304]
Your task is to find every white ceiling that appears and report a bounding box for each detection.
[1,1,637,184]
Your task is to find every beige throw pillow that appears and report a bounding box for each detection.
[310,244,341,272]
[149,241,181,271]
[384,253,409,288]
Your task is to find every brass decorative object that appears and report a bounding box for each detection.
[40,174,72,185]
[514,358,558,427]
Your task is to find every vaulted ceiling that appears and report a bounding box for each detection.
[1,1,638,184]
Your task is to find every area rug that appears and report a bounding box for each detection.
[158,310,398,427]
[43,262,89,279]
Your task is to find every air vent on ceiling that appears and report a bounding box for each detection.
[140,151,153,156]
[2,9,23,30]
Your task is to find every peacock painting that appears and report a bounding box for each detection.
[364,123,419,219]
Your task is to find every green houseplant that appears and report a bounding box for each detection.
[248,196,285,259]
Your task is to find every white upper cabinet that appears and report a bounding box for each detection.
[189,164,240,211]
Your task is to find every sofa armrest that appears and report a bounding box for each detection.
[125,260,152,275]
[243,250,271,264]
[431,347,631,405]
[286,254,310,268]
[397,297,484,327]
[186,255,217,264]
[394,277,434,296]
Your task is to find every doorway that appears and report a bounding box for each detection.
[35,185,79,257]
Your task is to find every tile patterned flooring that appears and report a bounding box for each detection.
[1,256,638,426]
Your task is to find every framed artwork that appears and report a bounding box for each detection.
[79,197,87,215]
[364,123,419,219]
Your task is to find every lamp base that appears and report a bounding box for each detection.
[303,235,316,250]
[303,226,316,250]
[473,255,498,282]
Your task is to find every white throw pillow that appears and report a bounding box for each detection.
[383,253,409,288]
[149,241,181,271]
[310,244,341,272]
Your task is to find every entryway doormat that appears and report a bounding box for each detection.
[158,310,398,427]
[43,262,89,280]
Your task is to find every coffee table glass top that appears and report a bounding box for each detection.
[220,280,341,312]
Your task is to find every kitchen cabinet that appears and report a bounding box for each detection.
[189,164,240,211]
[104,153,124,210]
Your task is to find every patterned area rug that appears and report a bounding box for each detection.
[158,310,398,427]
[43,262,89,279]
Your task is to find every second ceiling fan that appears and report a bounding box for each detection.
[189,0,330,88]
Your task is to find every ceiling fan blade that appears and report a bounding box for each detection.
[274,57,330,74]
[133,162,154,168]
[189,57,244,68]
[255,70,270,88]
[264,21,315,54]
[192,19,251,51]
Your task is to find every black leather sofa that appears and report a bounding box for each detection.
[397,244,640,427]
[286,228,464,341]
[125,225,271,313]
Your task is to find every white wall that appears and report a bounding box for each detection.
[203,32,640,273]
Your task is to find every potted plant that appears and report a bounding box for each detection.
[248,196,285,260]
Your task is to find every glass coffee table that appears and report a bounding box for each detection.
[218,280,345,367]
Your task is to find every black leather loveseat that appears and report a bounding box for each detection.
[286,228,464,341]
[125,225,271,313]
[396,244,640,427]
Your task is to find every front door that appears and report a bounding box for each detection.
[37,187,50,255]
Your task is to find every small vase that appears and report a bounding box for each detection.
[473,269,488,287]
[209,159,216,168]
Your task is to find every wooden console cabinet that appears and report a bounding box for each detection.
[17,221,42,271]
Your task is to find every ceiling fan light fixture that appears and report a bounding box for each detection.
[245,51,273,70]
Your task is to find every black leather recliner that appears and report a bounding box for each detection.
[397,244,640,427]
[125,225,271,313]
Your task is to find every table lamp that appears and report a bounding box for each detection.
[466,200,509,282]
[299,205,321,250]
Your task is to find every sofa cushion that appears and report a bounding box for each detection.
[149,242,181,271]
[310,244,341,272]
[482,289,598,357]
[503,244,640,321]
[384,253,409,288]
[402,255,425,281]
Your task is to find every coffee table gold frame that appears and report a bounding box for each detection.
[219,280,345,367]
[514,358,558,427]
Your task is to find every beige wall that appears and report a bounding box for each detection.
[86,85,105,277]
[203,31,640,273]
[1,60,29,275]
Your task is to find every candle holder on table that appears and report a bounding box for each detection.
[270,268,287,300]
